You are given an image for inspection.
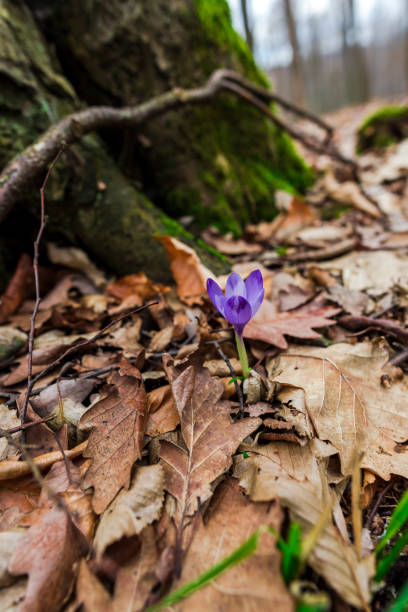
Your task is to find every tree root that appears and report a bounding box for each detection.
[0,69,377,222]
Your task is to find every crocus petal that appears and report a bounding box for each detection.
[224,295,252,337]
[245,269,263,302]
[225,273,246,299]
[206,278,226,315]
[249,288,264,317]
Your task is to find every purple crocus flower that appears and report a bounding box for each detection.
[207,270,264,338]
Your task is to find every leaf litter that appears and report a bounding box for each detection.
[1,109,408,611]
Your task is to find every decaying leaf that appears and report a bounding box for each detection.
[155,236,215,305]
[0,530,25,587]
[39,461,96,542]
[267,340,408,479]
[0,254,33,324]
[8,507,87,612]
[320,250,408,296]
[0,403,21,460]
[244,296,340,349]
[159,363,260,518]
[94,464,165,557]
[173,478,292,611]
[201,228,262,255]
[146,384,179,436]
[47,242,106,288]
[81,359,148,513]
[235,440,375,608]
[75,560,111,612]
[107,272,168,303]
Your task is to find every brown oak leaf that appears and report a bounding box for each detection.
[81,359,148,513]
[244,296,340,349]
[8,507,87,612]
[160,363,260,519]
[173,479,292,612]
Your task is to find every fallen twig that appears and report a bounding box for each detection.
[20,150,64,430]
[339,315,408,344]
[0,439,87,481]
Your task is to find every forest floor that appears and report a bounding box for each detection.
[0,101,408,612]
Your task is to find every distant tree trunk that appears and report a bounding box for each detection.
[283,0,305,106]
[240,0,254,51]
[405,1,408,90]
[341,0,370,104]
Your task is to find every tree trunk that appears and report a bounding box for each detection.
[30,0,313,233]
[0,0,312,288]
[240,0,254,52]
[283,0,306,107]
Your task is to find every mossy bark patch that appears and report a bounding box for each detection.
[356,105,408,154]
[0,0,229,288]
[35,0,314,234]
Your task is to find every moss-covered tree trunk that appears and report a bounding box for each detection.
[30,0,313,234]
[0,0,312,288]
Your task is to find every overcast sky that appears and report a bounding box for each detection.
[228,0,404,67]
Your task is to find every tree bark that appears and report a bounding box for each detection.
[240,0,254,52]
[0,0,313,288]
[283,0,306,107]
[29,0,313,234]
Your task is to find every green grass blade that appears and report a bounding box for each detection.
[375,529,408,583]
[280,522,302,584]
[387,581,408,612]
[376,491,408,556]
[144,529,261,612]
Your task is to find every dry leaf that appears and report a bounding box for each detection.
[0,254,33,323]
[94,464,164,557]
[0,530,25,587]
[320,250,408,296]
[30,378,96,421]
[8,507,87,612]
[146,385,179,436]
[0,579,27,611]
[267,339,408,479]
[81,359,148,513]
[173,478,292,611]
[47,242,106,288]
[38,461,96,542]
[235,441,375,608]
[147,325,174,353]
[107,272,168,302]
[273,196,317,242]
[323,172,381,218]
[155,236,215,305]
[160,363,260,518]
[201,229,262,255]
[75,560,111,612]
[244,296,340,349]
[0,327,27,364]
[0,403,21,460]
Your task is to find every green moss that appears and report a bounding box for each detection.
[356,105,408,153]
[194,0,267,86]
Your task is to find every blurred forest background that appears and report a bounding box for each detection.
[230,0,408,112]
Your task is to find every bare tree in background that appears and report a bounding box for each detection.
[340,0,370,104]
[240,0,254,52]
[283,0,305,106]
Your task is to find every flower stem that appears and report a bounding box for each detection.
[235,333,250,379]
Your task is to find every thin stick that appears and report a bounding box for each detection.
[28,300,157,389]
[0,415,53,437]
[365,479,395,529]
[20,149,64,430]
[206,339,244,411]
